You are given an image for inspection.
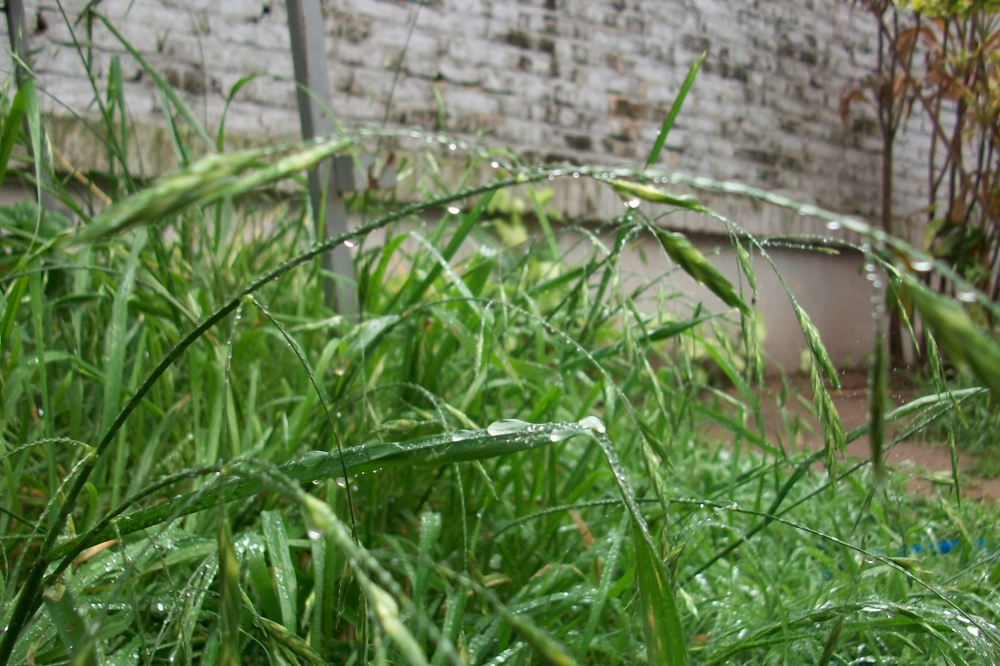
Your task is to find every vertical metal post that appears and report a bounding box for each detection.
[5,0,64,215]
[5,0,28,85]
[286,0,357,316]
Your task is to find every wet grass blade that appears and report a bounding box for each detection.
[106,229,148,505]
[217,517,243,666]
[0,84,27,187]
[42,584,97,665]
[413,511,442,647]
[646,52,705,171]
[262,510,298,633]
[93,13,212,150]
[612,181,709,213]
[579,511,628,658]
[409,190,494,306]
[652,228,750,315]
[51,420,598,560]
[242,532,282,623]
[585,421,688,666]
[903,274,1000,402]
[869,330,888,486]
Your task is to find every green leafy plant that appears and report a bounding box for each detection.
[0,9,998,666]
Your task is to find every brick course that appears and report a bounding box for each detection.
[2,0,931,233]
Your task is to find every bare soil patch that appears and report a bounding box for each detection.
[743,372,1000,501]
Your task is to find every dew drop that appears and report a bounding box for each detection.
[335,478,347,488]
[448,143,457,150]
[572,172,580,178]
[957,289,977,303]
[549,427,577,443]
[307,528,324,540]
[578,416,606,434]
[447,205,461,215]
[344,240,355,248]
[486,419,530,436]
[490,161,499,168]
[826,221,841,230]
[911,259,932,272]
[627,199,641,209]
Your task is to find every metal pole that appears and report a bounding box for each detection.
[5,0,28,85]
[286,0,357,316]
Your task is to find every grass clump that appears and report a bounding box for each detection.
[1,14,999,665]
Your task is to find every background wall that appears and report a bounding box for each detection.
[1,0,930,369]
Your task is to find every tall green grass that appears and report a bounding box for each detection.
[1,11,999,665]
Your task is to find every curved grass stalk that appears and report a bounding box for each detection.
[0,173,541,661]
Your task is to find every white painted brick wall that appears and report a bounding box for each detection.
[1,0,931,234]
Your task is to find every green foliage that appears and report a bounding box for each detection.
[1,11,999,666]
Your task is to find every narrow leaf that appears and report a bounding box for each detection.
[646,52,705,170]
[611,181,708,213]
[218,519,242,666]
[0,85,27,186]
[903,274,1000,402]
[262,510,298,632]
[653,228,750,315]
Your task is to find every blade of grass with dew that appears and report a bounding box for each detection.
[28,268,54,502]
[107,229,148,506]
[217,516,243,666]
[262,510,298,633]
[16,179,540,652]
[579,510,629,659]
[430,584,467,666]
[412,511,442,648]
[175,553,221,664]
[651,228,750,315]
[241,532,283,625]
[611,180,710,214]
[581,418,688,666]
[869,328,888,486]
[645,52,705,172]
[49,419,600,560]
[408,190,495,306]
[42,584,97,666]
[902,273,1000,402]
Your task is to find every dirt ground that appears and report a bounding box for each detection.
[749,372,1000,502]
